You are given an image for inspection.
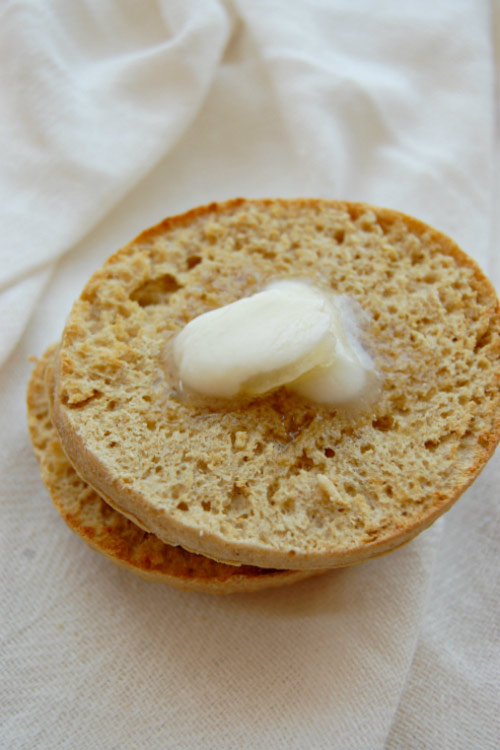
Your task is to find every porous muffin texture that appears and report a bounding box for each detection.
[27,346,314,593]
[51,199,500,570]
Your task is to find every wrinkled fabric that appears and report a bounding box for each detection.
[1,1,499,748]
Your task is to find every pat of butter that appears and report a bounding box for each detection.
[172,279,374,404]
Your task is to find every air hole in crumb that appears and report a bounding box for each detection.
[334,228,345,243]
[424,439,438,451]
[344,483,356,496]
[146,420,156,431]
[176,502,188,511]
[228,484,249,516]
[130,274,182,306]
[324,447,335,458]
[254,442,264,456]
[384,485,393,497]
[186,255,202,270]
[292,449,314,472]
[267,479,279,502]
[360,443,374,453]
[372,415,394,432]
[197,459,209,472]
[230,483,244,500]
[201,500,211,512]
[474,330,491,352]
[255,246,276,260]
[107,401,117,411]
[108,441,117,448]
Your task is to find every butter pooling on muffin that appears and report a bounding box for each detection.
[172,277,379,405]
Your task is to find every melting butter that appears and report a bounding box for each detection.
[172,279,375,405]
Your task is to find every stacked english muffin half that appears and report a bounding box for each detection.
[27,199,500,592]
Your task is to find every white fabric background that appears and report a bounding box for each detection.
[1,1,499,748]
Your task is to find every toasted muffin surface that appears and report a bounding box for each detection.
[50,199,500,569]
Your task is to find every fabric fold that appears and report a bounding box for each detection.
[0,0,232,364]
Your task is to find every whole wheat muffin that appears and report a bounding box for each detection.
[49,199,500,570]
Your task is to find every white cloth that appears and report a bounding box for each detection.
[1,1,499,748]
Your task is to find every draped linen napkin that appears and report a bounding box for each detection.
[1,1,499,748]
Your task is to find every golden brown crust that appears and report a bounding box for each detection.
[27,346,316,593]
[50,199,500,570]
